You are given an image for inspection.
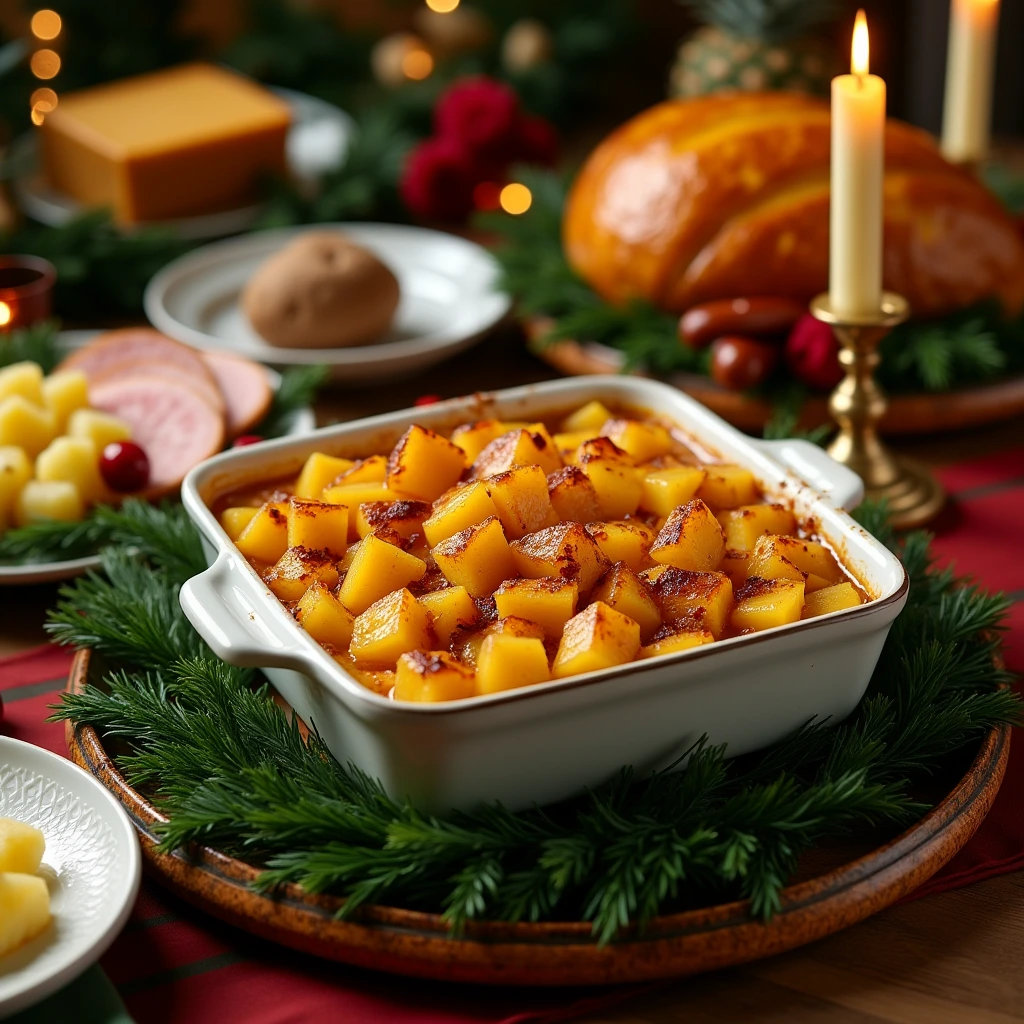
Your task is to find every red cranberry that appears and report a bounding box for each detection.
[414,394,441,407]
[785,314,844,391]
[232,434,264,447]
[99,441,150,493]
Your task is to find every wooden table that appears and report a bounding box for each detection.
[2,326,1022,1023]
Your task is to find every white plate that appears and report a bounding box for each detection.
[0,737,141,1019]
[0,332,316,587]
[143,223,512,383]
[10,87,353,240]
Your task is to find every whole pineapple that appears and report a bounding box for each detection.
[670,0,845,99]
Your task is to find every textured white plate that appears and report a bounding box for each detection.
[143,223,511,382]
[0,737,141,1019]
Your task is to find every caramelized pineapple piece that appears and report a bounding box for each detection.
[422,481,498,546]
[450,420,508,462]
[321,482,395,537]
[562,400,614,433]
[696,465,760,508]
[484,465,557,539]
[387,424,466,501]
[0,396,56,458]
[803,582,862,618]
[349,588,432,665]
[219,506,258,541]
[575,437,642,518]
[16,479,84,526]
[0,361,44,405]
[639,466,707,517]
[338,533,426,614]
[510,521,611,594]
[547,466,602,523]
[338,455,388,485]
[294,452,355,499]
[592,562,661,641]
[642,566,734,639]
[67,408,131,451]
[553,430,596,460]
[418,585,479,645]
[553,601,641,679]
[0,873,50,958]
[718,504,797,551]
[235,501,289,563]
[746,535,807,585]
[296,580,355,647]
[0,817,45,873]
[41,370,89,430]
[650,499,725,573]
[265,547,339,602]
[599,418,674,463]
[719,548,752,587]
[494,576,578,638]
[472,426,562,478]
[456,616,546,667]
[35,435,109,505]
[354,499,430,541]
[476,633,551,694]
[433,516,516,598]
[0,446,32,527]
[286,497,349,557]
[585,520,654,573]
[395,650,475,702]
[767,535,843,583]
[640,625,715,659]
[732,577,805,633]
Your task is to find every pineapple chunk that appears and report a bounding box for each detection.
[235,501,289,563]
[294,452,355,499]
[395,650,475,702]
[338,455,388,485]
[387,424,466,501]
[484,465,557,539]
[746,535,807,585]
[321,482,394,537]
[432,516,516,598]
[67,408,131,451]
[338,533,426,614]
[450,420,508,462]
[423,482,498,546]
[296,580,355,648]
[592,562,662,641]
[599,418,674,463]
[0,818,45,873]
[456,616,546,667]
[585,520,654,573]
[220,506,259,541]
[552,601,641,679]
[639,466,707,517]
[575,437,642,518]
[767,535,843,583]
[510,521,611,594]
[349,587,431,665]
[288,497,349,556]
[642,566,734,639]
[696,465,760,508]
[265,547,340,602]
[41,370,90,430]
[719,548,752,587]
[35,436,109,506]
[547,466,602,523]
[718,504,797,551]
[553,430,596,460]
[418,585,479,645]
[0,396,56,458]
[803,582,862,619]
[472,426,562,478]
[16,479,84,526]
[354,499,430,542]
[732,577,805,633]
[476,633,551,694]
[640,626,715,659]
[0,446,32,527]
[0,873,50,957]
[649,499,725,572]
[493,576,578,638]
[562,400,613,433]
[0,361,44,405]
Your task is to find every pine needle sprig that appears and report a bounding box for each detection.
[0,320,61,372]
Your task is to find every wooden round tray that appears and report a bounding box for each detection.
[64,648,1010,987]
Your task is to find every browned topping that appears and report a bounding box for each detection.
[529,430,549,449]
[267,505,287,525]
[649,616,705,642]
[386,428,413,481]
[404,650,472,676]
[577,436,629,464]
[645,567,725,602]
[548,465,587,488]
[360,500,431,531]
[736,576,775,601]
[434,516,497,558]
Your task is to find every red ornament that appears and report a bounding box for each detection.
[99,441,150,493]
[785,314,844,391]
[435,76,520,162]
[233,434,264,447]
[400,135,478,222]
[414,394,442,406]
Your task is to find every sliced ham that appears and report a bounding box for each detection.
[89,375,226,496]
[200,350,274,437]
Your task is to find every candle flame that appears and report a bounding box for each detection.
[0,302,12,327]
[852,9,869,77]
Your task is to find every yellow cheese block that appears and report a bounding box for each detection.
[40,63,291,224]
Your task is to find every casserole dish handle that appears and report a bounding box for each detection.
[752,438,864,510]
[179,553,320,672]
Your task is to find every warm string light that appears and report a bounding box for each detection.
[30,9,61,40]
[29,9,62,123]
[499,183,532,215]
[425,0,460,11]
[402,47,434,80]
[851,8,869,77]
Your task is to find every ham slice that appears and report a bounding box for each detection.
[200,350,273,437]
[88,375,225,496]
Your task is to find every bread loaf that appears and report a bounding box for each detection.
[564,92,1024,318]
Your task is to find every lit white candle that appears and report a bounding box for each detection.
[829,10,885,317]
[942,0,1000,164]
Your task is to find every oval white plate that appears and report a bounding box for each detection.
[0,736,141,1019]
[143,223,511,383]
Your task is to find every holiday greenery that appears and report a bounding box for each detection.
[49,499,1019,940]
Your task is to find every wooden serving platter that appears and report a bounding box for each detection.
[64,648,1010,987]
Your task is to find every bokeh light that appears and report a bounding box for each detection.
[499,183,532,215]
[402,47,434,80]
[30,48,60,79]
[30,87,57,112]
[0,303,12,327]
[425,0,460,11]
[30,9,61,40]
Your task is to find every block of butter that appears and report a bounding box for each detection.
[40,63,292,224]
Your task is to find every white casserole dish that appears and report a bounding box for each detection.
[179,376,907,813]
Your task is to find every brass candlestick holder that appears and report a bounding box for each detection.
[810,291,945,529]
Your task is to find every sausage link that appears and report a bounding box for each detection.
[679,296,806,349]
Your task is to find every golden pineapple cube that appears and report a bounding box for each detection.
[395,650,475,702]
[0,361,44,405]
[67,408,131,451]
[472,426,562,478]
[0,396,56,458]
[0,873,50,958]
[718,504,797,551]
[288,497,349,557]
[484,465,557,539]
[510,521,611,594]
[746,535,807,585]
[547,466,602,523]
[575,438,642,518]
[450,420,508,462]
[475,633,550,694]
[719,549,752,588]
[553,601,641,679]
[599,418,674,463]
[354,499,430,542]
[803,582,862,619]
[639,466,707,517]
[35,436,109,506]
[15,479,84,526]
[432,516,516,598]
[338,455,388,485]
[553,430,596,460]
[41,369,90,430]
[338,532,426,614]
[562,399,614,433]
[640,626,715,659]
[592,562,661,641]
[349,587,432,665]
[642,566,734,639]
[296,580,355,648]
[294,452,355,499]
[321,482,394,537]
[696,465,760,508]
[235,501,289,563]
[456,615,547,667]
[494,576,578,638]
[387,424,466,501]
[422,481,498,546]
[0,446,32,527]
[0,817,45,873]
[265,547,340,602]
[220,506,259,541]
[585,520,655,573]
[650,499,725,572]
[732,577,805,633]
[418,585,479,645]
[768,535,843,583]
